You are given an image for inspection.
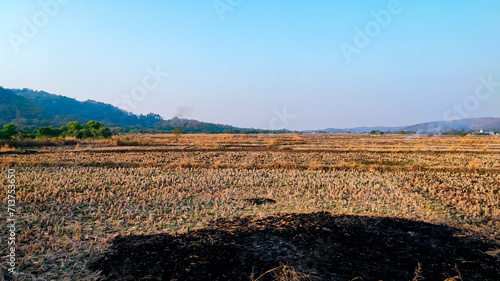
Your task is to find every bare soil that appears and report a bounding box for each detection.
[90,212,500,281]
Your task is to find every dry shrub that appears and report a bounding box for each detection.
[0,144,15,152]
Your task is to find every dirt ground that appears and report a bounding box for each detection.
[90,212,500,281]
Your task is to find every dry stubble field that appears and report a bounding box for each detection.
[1,134,500,280]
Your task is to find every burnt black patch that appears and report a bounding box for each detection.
[90,212,500,281]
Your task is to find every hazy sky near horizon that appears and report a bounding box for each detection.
[1,0,499,130]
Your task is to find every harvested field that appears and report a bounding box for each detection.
[0,134,499,280]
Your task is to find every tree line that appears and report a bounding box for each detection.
[0,121,111,140]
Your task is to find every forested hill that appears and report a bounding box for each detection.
[0,87,47,126]
[0,87,238,133]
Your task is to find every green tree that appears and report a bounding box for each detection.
[172,128,184,135]
[67,121,83,132]
[96,126,112,138]
[84,121,111,139]
[19,127,36,139]
[85,121,103,131]
[3,124,17,137]
[59,125,68,137]
[36,126,60,138]
[172,128,183,141]
[77,129,94,139]
[0,131,8,139]
[0,123,18,139]
[65,121,84,138]
[0,123,17,139]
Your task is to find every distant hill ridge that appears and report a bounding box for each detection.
[1,86,499,133]
[318,117,500,133]
[0,87,237,133]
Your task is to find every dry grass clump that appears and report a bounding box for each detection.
[0,143,19,153]
[113,136,158,146]
[467,157,482,171]
[267,138,281,148]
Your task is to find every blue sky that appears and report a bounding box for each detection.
[1,0,499,130]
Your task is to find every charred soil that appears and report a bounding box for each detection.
[90,212,500,281]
